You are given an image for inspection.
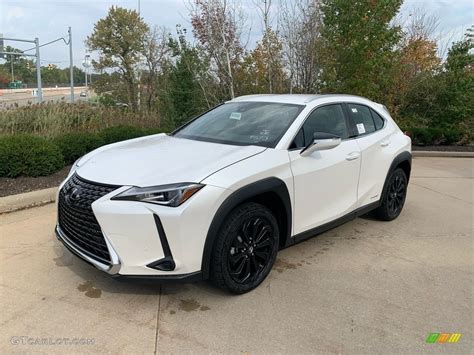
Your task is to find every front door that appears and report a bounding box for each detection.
[289,104,361,235]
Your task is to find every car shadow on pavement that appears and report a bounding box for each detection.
[52,243,229,298]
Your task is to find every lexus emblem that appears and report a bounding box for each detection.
[68,187,82,201]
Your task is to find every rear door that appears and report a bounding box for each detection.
[345,103,393,207]
[289,104,361,235]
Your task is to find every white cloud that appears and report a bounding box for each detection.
[6,6,25,21]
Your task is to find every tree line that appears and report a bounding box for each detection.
[76,1,474,138]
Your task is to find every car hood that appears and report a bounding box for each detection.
[76,134,266,187]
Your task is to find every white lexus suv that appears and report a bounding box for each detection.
[55,94,411,294]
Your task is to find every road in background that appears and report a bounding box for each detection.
[0,157,472,353]
[0,87,87,107]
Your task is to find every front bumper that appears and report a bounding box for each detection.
[55,180,231,281]
[55,225,203,282]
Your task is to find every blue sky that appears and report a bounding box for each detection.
[1,0,472,68]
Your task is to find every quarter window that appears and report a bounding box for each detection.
[371,109,385,130]
[347,104,375,136]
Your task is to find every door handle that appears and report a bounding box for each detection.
[380,140,390,147]
[346,152,360,161]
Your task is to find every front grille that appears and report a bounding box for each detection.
[58,173,119,265]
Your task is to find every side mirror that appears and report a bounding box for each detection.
[300,132,341,157]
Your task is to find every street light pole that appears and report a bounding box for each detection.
[83,54,91,91]
[69,27,74,103]
[10,54,14,82]
[35,37,43,102]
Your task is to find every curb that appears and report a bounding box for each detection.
[412,151,474,158]
[0,187,57,214]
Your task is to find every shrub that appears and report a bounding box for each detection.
[444,129,462,145]
[99,125,146,144]
[53,132,104,164]
[0,135,64,177]
[405,127,465,146]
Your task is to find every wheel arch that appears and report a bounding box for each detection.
[201,177,292,279]
[381,151,412,200]
[391,151,412,181]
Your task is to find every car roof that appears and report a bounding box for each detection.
[229,94,370,105]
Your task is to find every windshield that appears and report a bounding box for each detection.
[173,102,304,148]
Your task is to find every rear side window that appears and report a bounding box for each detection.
[347,104,375,136]
[371,109,385,130]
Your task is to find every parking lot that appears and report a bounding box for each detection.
[0,157,472,353]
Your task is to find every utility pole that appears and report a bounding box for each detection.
[69,27,74,103]
[10,54,14,82]
[83,54,90,89]
[34,37,43,102]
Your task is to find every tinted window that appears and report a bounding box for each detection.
[348,104,375,135]
[292,104,348,148]
[371,109,385,130]
[174,102,304,148]
[291,129,305,149]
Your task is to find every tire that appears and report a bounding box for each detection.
[373,168,408,221]
[210,202,279,294]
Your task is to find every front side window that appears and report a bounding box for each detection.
[174,102,304,148]
[291,104,348,149]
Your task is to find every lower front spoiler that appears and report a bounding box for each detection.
[112,271,203,283]
[54,225,203,283]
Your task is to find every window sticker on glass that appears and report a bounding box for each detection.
[229,112,242,120]
[356,123,366,134]
[351,108,358,113]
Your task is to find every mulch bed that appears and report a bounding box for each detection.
[412,145,474,152]
[0,165,71,198]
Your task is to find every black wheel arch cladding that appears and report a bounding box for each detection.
[381,151,412,199]
[201,177,292,279]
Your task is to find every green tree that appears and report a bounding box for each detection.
[72,66,86,86]
[87,6,149,110]
[92,71,129,105]
[401,37,473,142]
[320,0,403,101]
[0,46,36,85]
[158,27,209,128]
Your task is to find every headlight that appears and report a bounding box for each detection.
[111,183,204,207]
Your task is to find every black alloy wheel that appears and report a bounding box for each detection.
[374,168,408,221]
[227,217,274,284]
[387,173,406,216]
[210,202,279,294]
